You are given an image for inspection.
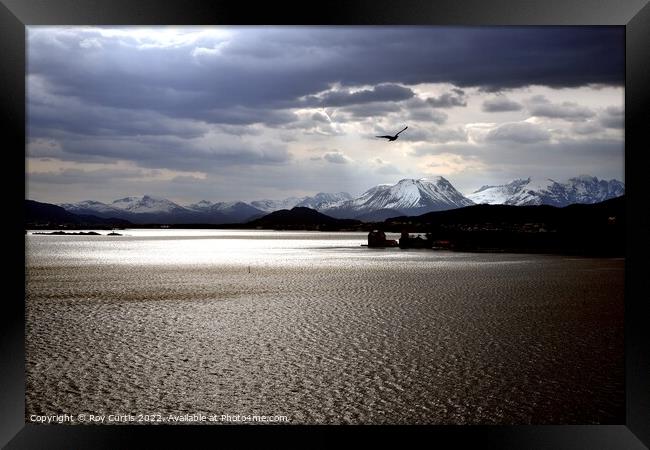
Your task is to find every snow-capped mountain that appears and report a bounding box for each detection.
[467,175,624,207]
[59,200,124,216]
[250,197,304,213]
[185,200,214,211]
[295,192,352,210]
[251,192,352,213]
[185,200,265,222]
[111,195,186,214]
[58,175,623,225]
[60,195,263,224]
[61,195,194,223]
[62,195,187,215]
[324,177,474,220]
[466,179,532,205]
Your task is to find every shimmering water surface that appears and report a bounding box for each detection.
[25,229,624,424]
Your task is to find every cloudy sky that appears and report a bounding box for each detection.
[26,26,624,204]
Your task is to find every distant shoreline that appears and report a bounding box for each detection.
[25,196,625,257]
[25,227,624,258]
[30,230,122,236]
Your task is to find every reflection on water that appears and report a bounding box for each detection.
[26,229,544,267]
[25,230,624,424]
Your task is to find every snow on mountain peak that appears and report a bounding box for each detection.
[296,192,352,210]
[250,197,305,213]
[59,199,120,214]
[418,176,447,184]
[110,195,182,213]
[57,174,623,225]
[467,175,624,206]
[324,176,473,218]
[185,200,214,211]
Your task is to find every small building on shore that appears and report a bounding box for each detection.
[367,230,398,247]
[398,232,431,249]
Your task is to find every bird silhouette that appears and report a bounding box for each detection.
[376,126,408,141]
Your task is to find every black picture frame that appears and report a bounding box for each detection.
[3,1,649,448]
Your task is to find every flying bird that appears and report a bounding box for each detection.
[376,126,408,142]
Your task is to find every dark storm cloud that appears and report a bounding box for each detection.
[526,95,595,121]
[27,138,64,158]
[482,97,523,112]
[340,102,403,118]
[599,106,624,129]
[303,84,415,108]
[407,108,448,124]
[282,114,343,135]
[29,27,623,118]
[571,122,602,135]
[212,124,265,137]
[198,107,298,126]
[425,89,467,108]
[28,167,153,185]
[28,131,292,171]
[26,26,624,196]
[28,92,208,139]
[403,97,450,124]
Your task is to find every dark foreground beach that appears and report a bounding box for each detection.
[25,231,624,424]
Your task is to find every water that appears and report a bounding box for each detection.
[25,230,624,424]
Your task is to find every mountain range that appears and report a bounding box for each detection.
[251,192,353,213]
[51,175,624,224]
[322,177,474,221]
[25,200,133,227]
[60,196,261,224]
[466,175,624,207]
